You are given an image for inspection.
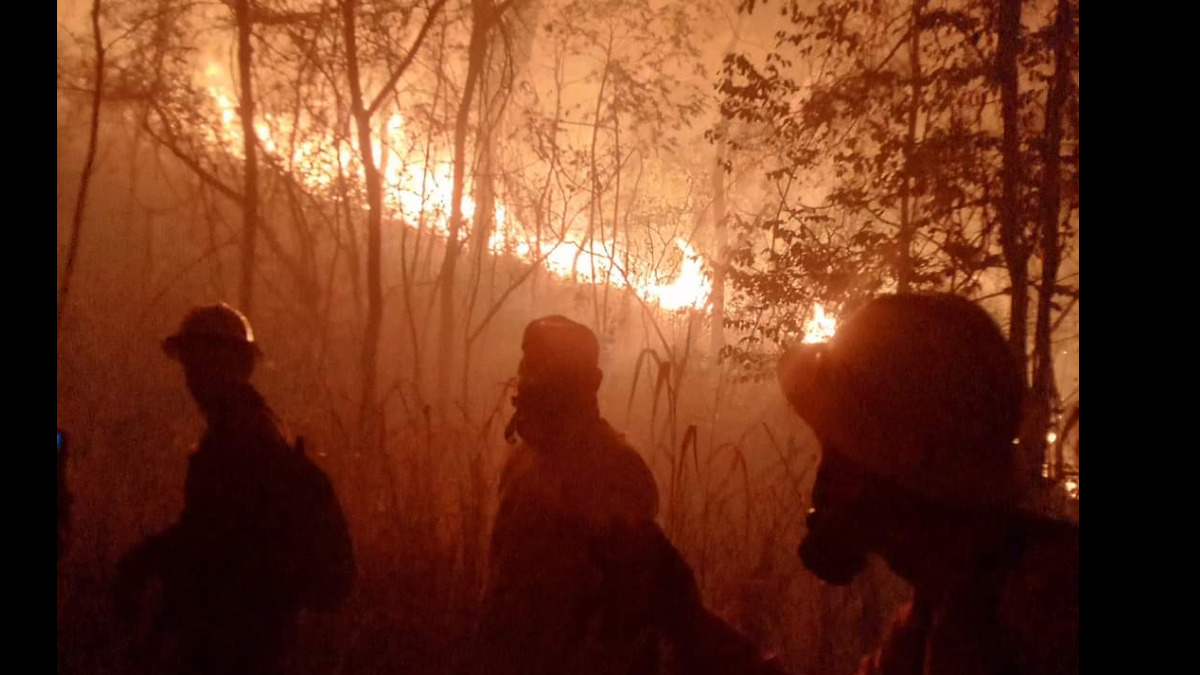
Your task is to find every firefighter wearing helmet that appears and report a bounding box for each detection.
[116,304,353,675]
[477,316,662,675]
[476,316,786,675]
[779,294,1079,675]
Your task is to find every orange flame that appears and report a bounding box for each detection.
[201,75,713,313]
[802,304,838,343]
[640,241,712,312]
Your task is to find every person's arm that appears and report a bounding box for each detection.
[604,520,792,675]
[114,526,180,621]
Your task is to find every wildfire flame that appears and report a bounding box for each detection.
[202,73,713,313]
[640,240,713,312]
[1064,478,1079,499]
[802,304,838,343]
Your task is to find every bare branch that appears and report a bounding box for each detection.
[366,0,450,117]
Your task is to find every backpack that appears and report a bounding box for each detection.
[270,438,356,612]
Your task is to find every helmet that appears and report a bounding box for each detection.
[163,304,260,361]
[781,294,1025,507]
[521,315,601,385]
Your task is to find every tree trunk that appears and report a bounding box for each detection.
[710,134,728,357]
[235,0,260,317]
[1032,0,1073,475]
[344,0,385,432]
[897,0,925,294]
[438,0,491,406]
[998,0,1029,382]
[710,16,745,358]
[58,0,105,335]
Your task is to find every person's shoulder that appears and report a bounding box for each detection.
[594,420,660,520]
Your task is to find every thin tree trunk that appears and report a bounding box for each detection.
[1032,0,1073,474]
[897,0,925,293]
[58,0,105,335]
[344,0,385,432]
[235,0,260,317]
[998,0,1029,381]
[343,0,445,426]
[711,133,728,357]
[439,0,492,406]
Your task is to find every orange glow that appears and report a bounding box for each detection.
[201,76,715,313]
[1064,478,1079,499]
[802,304,838,343]
[639,241,712,312]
